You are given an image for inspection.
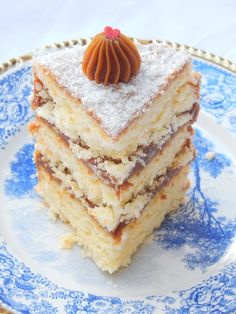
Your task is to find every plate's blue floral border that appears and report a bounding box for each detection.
[1,241,236,314]
[0,59,236,313]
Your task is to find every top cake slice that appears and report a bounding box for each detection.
[33,42,199,161]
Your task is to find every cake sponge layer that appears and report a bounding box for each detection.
[37,163,190,273]
[31,118,193,204]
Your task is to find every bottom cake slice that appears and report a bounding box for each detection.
[36,159,190,273]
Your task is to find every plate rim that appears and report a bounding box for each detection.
[0,38,235,76]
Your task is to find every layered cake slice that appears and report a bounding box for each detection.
[29,27,200,273]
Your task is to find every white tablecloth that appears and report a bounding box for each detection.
[1,0,236,64]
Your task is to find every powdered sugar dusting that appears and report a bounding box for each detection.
[34,42,190,138]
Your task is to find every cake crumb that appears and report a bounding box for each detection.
[205,151,215,160]
[106,281,118,288]
[59,233,77,249]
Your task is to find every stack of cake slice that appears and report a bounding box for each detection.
[29,41,200,273]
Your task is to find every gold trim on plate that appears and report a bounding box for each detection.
[0,38,236,75]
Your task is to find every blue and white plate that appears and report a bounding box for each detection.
[0,48,236,314]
